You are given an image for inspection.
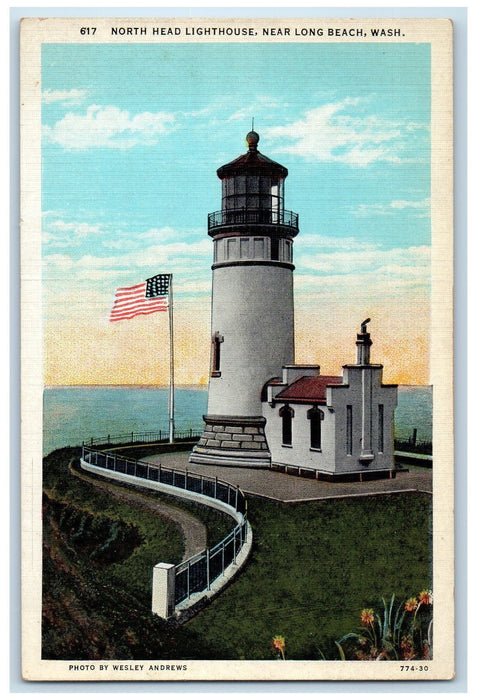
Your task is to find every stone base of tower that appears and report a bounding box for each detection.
[189,415,271,469]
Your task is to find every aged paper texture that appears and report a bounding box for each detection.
[20,16,454,682]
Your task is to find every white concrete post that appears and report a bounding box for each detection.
[152,562,176,618]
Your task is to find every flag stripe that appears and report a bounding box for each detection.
[115,283,146,294]
[114,287,148,298]
[110,302,168,321]
[110,299,168,315]
[110,306,167,321]
[109,276,169,322]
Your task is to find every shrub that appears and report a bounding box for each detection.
[336,592,433,660]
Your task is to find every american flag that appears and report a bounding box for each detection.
[109,274,170,322]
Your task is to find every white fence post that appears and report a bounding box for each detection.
[152,563,176,618]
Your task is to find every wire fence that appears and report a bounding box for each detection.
[81,446,249,606]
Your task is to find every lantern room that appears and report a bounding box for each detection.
[208,131,298,235]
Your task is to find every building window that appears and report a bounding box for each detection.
[307,406,324,450]
[346,405,353,455]
[211,332,223,377]
[378,404,384,453]
[279,404,294,446]
[271,237,279,261]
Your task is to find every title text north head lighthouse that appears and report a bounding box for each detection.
[190,131,298,467]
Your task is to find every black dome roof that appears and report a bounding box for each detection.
[217,132,288,180]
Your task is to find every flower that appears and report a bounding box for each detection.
[360,609,374,626]
[419,590,432,606]
[272,635,286,659]
[404,597,418,612]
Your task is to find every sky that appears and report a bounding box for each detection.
[41,41,431,386]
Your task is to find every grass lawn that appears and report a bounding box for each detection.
[185,493,432,660]
[43,447,432,660]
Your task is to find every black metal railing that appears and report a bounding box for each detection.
[81,447,249,606]
[174,522,248,605]
[208,207,298,232]
[83,429,201,448]
[81,447,247,515]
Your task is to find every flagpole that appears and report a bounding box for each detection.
[168,274,175,444]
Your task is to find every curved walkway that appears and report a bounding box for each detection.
[146,452,432,503]
[71,462,207,561]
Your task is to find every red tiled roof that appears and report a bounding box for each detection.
[275,375,343,403]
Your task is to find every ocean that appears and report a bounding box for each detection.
[43,384,432,456]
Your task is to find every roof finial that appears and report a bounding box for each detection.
[246,126,259,151]
[251,116,254,131]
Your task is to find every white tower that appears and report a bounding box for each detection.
[190,131,299,467]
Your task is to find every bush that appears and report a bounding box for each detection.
[336,592,433,660]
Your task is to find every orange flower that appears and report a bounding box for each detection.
[419,590,432,606]
[404,597,418,612]
[272,635,286,659]
[360,609,374,626]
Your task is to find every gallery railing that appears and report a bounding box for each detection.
[81,447,249,609]
[208,207,299,232]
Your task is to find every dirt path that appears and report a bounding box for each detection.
[72,464,207,561]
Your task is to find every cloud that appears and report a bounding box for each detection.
[43,219,101,247]
[265,98,425,166]
[297,233,375,251]
[226,96,285,123]
[42,88,88,106]
[43,105,176,150]
[186,94,287,126]
[351,198,430,218]
[43,238,211,288]
[297,244,430,277]
[101,226,202,250]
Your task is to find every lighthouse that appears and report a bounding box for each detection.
[190,131,299,467]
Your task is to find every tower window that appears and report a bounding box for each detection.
[271,237,279,261]
[378,404,384,453]
[240,237,250,258]
[211,332,223,377]
[307,406,324,450]
[346,405,353,455]
[279,404,294,446]
[284,240,292,262]
[226,238,237,260]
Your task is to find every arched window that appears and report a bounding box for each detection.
[279,404,294,446]
[307,406,324,450]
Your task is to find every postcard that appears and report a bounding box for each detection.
[20,16,454,681]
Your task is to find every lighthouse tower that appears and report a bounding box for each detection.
[190,131,299,468]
